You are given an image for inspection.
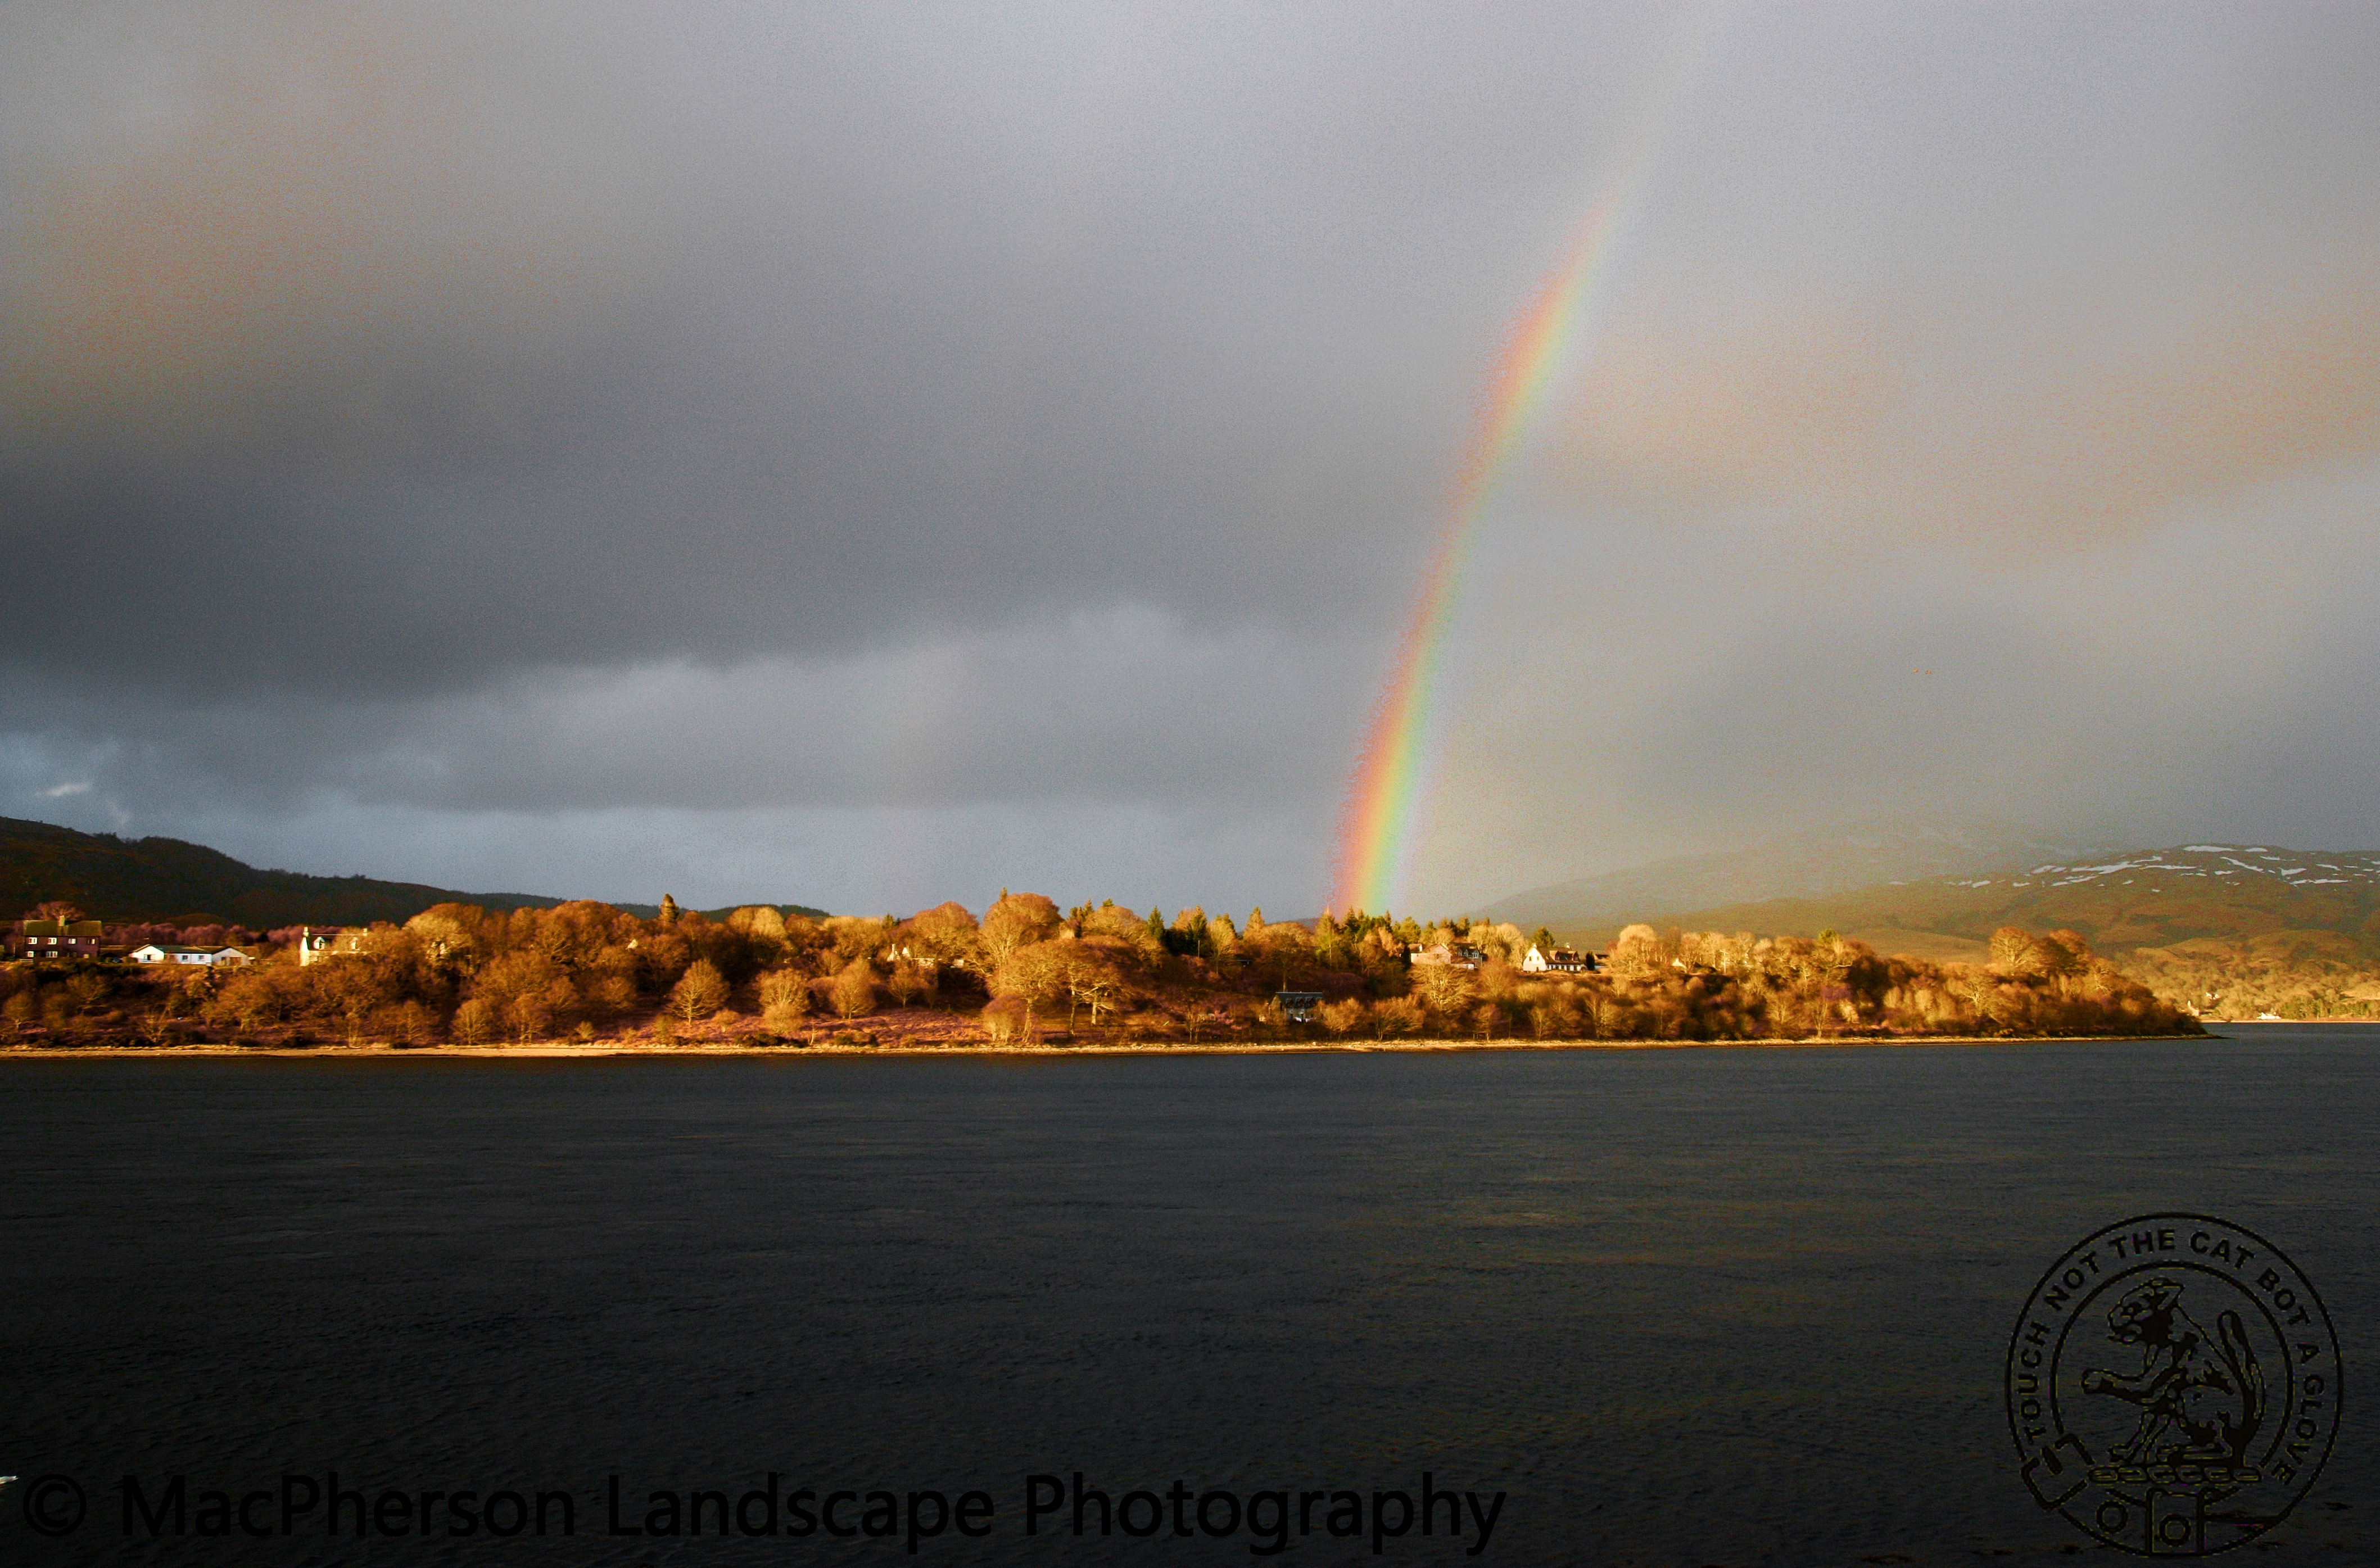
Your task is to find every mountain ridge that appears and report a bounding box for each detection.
[1480,818,2133,932]
[1543,844,2380,963]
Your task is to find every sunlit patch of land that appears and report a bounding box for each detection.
[1545,845,2380,1022]
[6,893,2199,1053]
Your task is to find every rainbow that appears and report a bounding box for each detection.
[1328,19,1715,916]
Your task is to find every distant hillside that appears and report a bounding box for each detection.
[1550,845,2380,966]
[0,817,572,928]
[1482,818,2128,933]
[1,817,828,930]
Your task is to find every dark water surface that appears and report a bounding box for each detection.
[2,1027,2372,1566]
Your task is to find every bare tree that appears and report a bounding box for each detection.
[758,967,812,1030]
[452,998,498,1046]
[669,959,729,1023]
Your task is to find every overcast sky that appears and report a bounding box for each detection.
[3,1,2376,916]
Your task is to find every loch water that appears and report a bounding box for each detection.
[2,1026,2373,1566]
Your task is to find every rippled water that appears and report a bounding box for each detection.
[2,1027,2372,1565]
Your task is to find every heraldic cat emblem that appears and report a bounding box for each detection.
[2080,1276,2265,1466]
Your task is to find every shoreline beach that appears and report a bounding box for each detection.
[0,1031,2229,1060]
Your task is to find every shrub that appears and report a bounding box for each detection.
[1319,998,1368,1037]
[981,995,1028,1043]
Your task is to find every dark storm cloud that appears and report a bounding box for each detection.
[1,1,1663,697]
[4,2,2379,911]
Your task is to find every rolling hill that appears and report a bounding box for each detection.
[1482,818,2129,935]
[1,816,570,928]
[1543,845,2380,961]
[1,817,826,930]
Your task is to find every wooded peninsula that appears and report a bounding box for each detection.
[3,894,2200,1050]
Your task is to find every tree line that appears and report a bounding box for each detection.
[3,891,2197,1046]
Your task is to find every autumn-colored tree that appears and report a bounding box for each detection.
[1603,923,1667,980]
[1060,945,1128,1030]
[1531,992,1585,1040]
[215,970,282,1032]
[453,997,498,1046]
[903,901,983,969]
[405,906,481,968]
[670,959,729,1023]
[992,940,1075,1035]
[1079,904,1162,967]
[729,905,789,941]
[587,966,638,1019]
[506,991,553,1043]
[983,892,1063,966]
[2035,929,2089,988]
[1319,998,1368,1038]
[1988,926,2043,977]
[758,967,813,1029]
[1358,923,1407,973]
[820,916,892,968]
[1170,905,1214,958]
[829,958,878,1019]
[1409,962,1477,1024]
[1373,995,1424,1037]
[886,960,933,1008]
[1948,965,2000,1023]
[470,948,560,1020]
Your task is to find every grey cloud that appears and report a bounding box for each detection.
[4,2,2378,913]
[2,606,1361,815]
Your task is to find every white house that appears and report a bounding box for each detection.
[1522,945,1597,974]
[131,944,252,968]
[296,926,366,966]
